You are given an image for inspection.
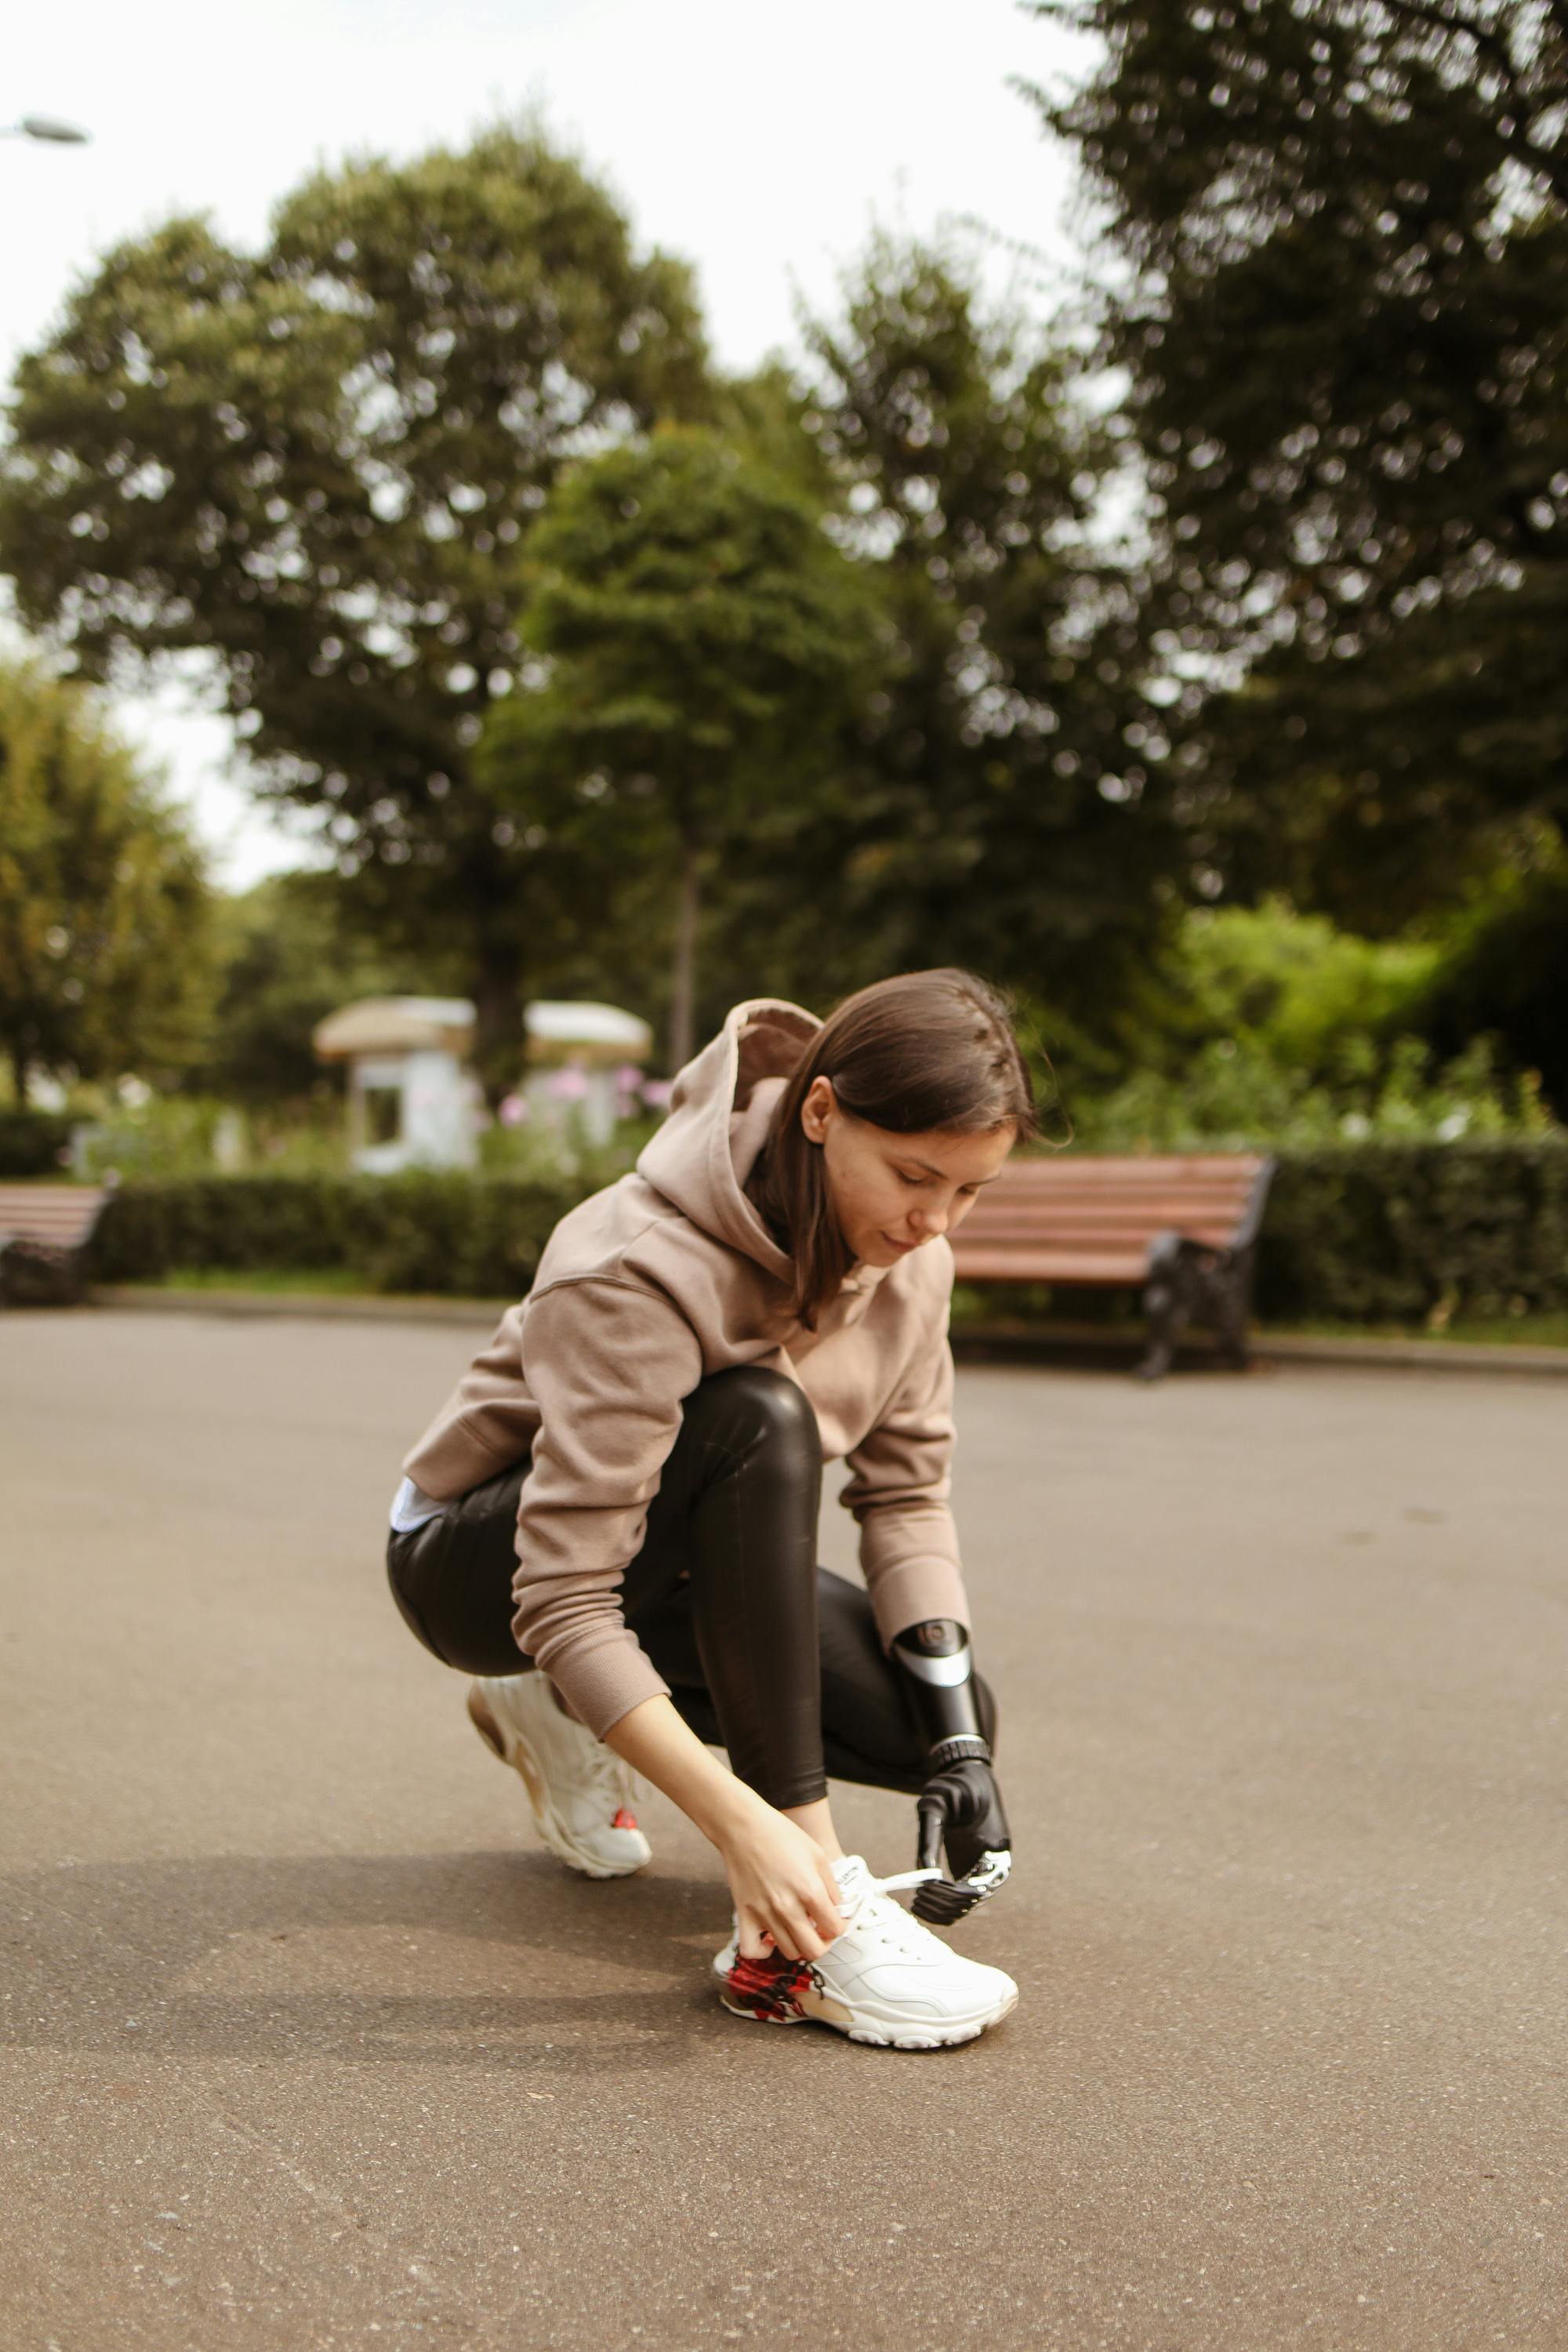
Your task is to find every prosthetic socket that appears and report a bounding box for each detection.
[891,1619,1012,1924]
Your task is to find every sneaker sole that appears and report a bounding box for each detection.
[467,1686,648,1881]
[718,1973,1018,2049]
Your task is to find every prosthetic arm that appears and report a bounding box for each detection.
[891,1618,1012,1924]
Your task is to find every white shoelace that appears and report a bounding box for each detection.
[580,1735,637,1810]
[717,1866,946,1975]
[836,1866,946,1959]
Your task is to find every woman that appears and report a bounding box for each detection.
[387,969,1033,2049]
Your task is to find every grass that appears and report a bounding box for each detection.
[143,1266,383,1297]
[949,1279,1567,1350]
[1271,1311,1568,1349]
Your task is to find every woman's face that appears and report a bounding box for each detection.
[800,1076,1014,1270]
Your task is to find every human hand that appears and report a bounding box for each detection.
[717,1798,847,1962]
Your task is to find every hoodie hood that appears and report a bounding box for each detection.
[636,998,819,1283]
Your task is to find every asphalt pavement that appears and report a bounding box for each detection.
[2,1310,1563,2350]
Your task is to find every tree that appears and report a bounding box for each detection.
[193,869,465,1106]
[1110,894,1439,1077]
[0,662,212,1098]
[481,426,880,1068]
[1025,1,1568,927]
[1400,832,1568,1117]
[753,238,1191,1044]
[0,121,712,1087]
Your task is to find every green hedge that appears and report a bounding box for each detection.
[0,1110,74,1178]
[89,1171,580,1300]
[1255,1142,1568,1322]
[85,1142,1568,1323]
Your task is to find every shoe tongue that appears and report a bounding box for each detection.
[831,1854,873,1914]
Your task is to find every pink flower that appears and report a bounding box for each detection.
[546,1065,591,1102]
[498,1093,529,1127]
[641,1078,673,1110]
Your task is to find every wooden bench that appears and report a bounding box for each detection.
[0,1182,116,1307]
[948,1153,1276,1380]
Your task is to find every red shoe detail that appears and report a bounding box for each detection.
[724,1951,815,2023]
[612,1807,638,1831]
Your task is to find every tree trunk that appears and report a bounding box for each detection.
[470,936,527,1111]
[669,838,702,1075]
[9,1045,28,1109]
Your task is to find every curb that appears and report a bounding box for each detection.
[83,1284,1568,1377]
[950,1323,1568,1380]
[1250,1332,1568,1377]
[90,1285,507,1330]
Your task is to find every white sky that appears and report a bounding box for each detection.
[3,0,1093,888]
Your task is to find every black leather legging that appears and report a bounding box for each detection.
[387,1365,996,1812]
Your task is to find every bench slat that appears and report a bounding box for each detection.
[974,1188,1258,1214]
[955,1225,1243,1256]
[982,1167,1261,1188]
[963,1197,1250,1215]
[990,1167,1265,1190]
[0,1186,110,1252]
[959,1214,1250,1232]
[951,1248,1153,1283]
[0,1200,100,1220]
[1000,1153,1268,1174]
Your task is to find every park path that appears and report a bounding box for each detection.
[2,1311,1563,2350]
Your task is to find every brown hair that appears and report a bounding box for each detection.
[747,968,1040,1329]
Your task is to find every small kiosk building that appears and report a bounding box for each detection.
[523,1000,654,1145]
[312,998,481,1174]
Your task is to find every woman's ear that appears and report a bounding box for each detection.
[800,1075,836,1146]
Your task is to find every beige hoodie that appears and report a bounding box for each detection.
[402,998,970,1737]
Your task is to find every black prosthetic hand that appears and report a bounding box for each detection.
[891,1619,1012,1924]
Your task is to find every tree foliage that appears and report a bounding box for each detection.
[0,662,212,1095]
[1399,833,1568,1115]
[477,246,1197,1066]
[481,426,879,1066]
[1028,0,1568,924]
[762,238,1191,1040]
[0,122,711,1072]
[1134,896,1439,1073]
[1046,895,1559,1148]
[192,869,463,1105]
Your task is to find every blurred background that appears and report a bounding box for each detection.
[2,0,1563,1338]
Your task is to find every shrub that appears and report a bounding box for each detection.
[0,1110,74,1177]
[89,1172,580,1298]
[1256,1142,1568,1323]
[85,1141,1568,1326]
[1066,1030,1555,1153]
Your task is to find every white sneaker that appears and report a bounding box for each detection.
[714,1853,1018,2049]
[467,1674,651,1880]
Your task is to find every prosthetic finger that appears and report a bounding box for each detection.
[911,1841,1012,1926]
[917,1792,946,1875]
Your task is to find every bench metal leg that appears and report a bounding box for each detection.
[1210,1244,1257,1369]
[1141,1239,1255,1378]
[1139,1235,1200,1381]
[0,1239,85,1308]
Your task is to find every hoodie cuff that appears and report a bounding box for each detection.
[523,1623,673,1743]
[866,1557,975,1655]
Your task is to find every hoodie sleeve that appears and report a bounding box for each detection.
[838,1317,973,1651]
[511,1276,704,1737]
